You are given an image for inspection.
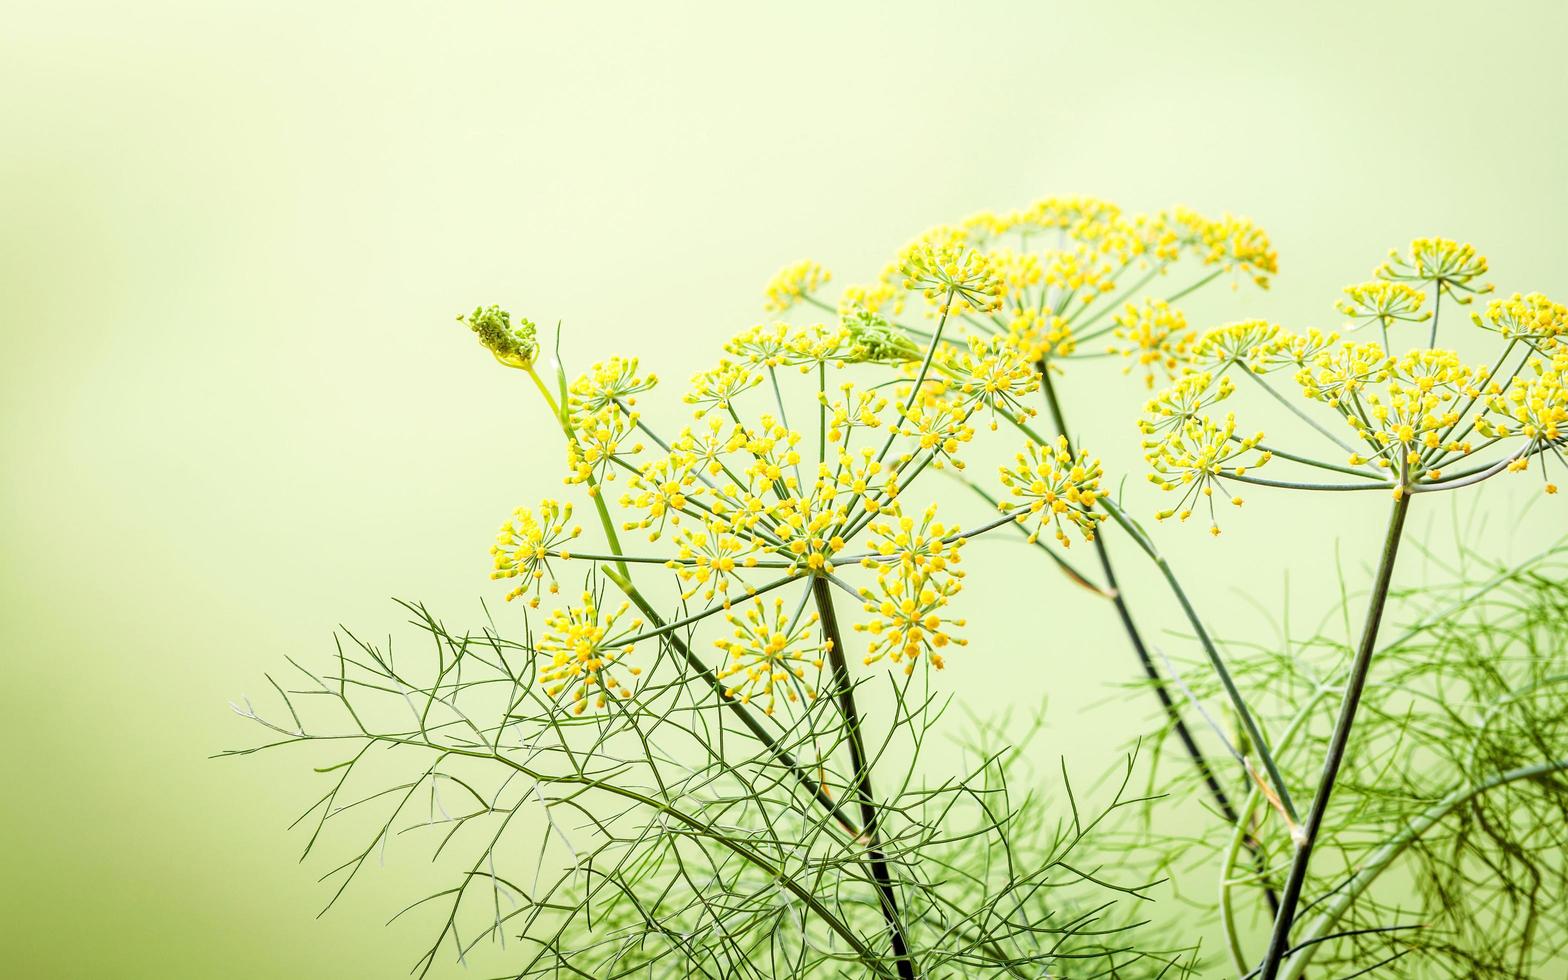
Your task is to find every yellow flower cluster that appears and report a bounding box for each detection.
[1472,292,1568,348]
[1375,238,1492,305]
[854,507,967,673]
[1478,350,1568,493]
[1164,208,1279,288]
[763,259,831,312]
[1191,320,1286,373]
[714,597,825,714]
[1110,298,1194,387]
[1006,310,1077,363]
[491,499,582,607]
[726,322,852,371]
[1145,413,1269,535]
[538,593,643,714]
[1336,281,1429,341]
[997,436,1106,547]
[946,335,1041,429]
[1137,372,1236,441]
[565,404,643,492]
[570,356,658,416]
[1298,345,1487,474]
[899,241,1005,316]
[685,362,764,416]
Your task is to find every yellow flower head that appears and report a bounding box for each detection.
[763,259,831,313]
[949,334,1041,429]
[537,592,643,714]
[565,404,643,491]
[997,436,1106,547]
[854,562,966,673]
[1110,298,1194,388]
[1472,292,1568,349]
[1006,310,1077,363]
[685,361,763,417]
[894,378,975,469]
[1262,328,1340,374]
[899,241,1004,316]
[667,522,761,605]
[714,597,826,715]
[1138,371,1236,441]
[862,502,965,581]
[570,356,658,416]
[1191,320,1286,372]
[1336,281,1430,340]
[620,452,701,541]
[491,499,582,607]
[727,322,852,371]
[1042,244,1117,305]
[1376,238,1493,305]
[1145,412,1269,535]
[1477,351,1568,493]
[1163,208,1278,288]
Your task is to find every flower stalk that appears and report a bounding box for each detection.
[811,574,919,980]
[1255,490,1413,980]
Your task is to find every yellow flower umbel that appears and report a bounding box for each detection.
[1336,281,1429,348]
[538,592,643,714]
[1110,298,1195,388]
[565,404,644,493]
[997,436,1106,547]
[861,503,965,580]
[854,560,967,673]
[1138,372,1237,442]
[667,522,761,604]
[1163,207,1279,288]
[713,597,826,715]
[570,356,658,415]
[685,362,764,416]
[899,241,1004,316]
[1006,310,1077,363]
[1472,292,1568,350]
[1376,237,1493,306]
[491,500,582,607]
[763,259,832,313]
[1478,351,1568,493]
[1191,320,1287,373]
[1143,410,1270,535]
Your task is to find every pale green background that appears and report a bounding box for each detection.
[4,2,1567,977]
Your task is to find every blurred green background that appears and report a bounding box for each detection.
[4,2,1567,976]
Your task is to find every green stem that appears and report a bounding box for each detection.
[605,568,861,838]
[1219,684,1336,974]
[1256,491,1413,980]
[1036,368,1249,836]
[1240,366,1359,456]
[1098,496,1299,825]
[811,576,919,980]
[526,366,630,580]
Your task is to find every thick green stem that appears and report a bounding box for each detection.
[811,575,918,980]
[1256,491,1412,980]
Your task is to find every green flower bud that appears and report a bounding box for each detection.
[458,305,538,369]
[842,308,919,365]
